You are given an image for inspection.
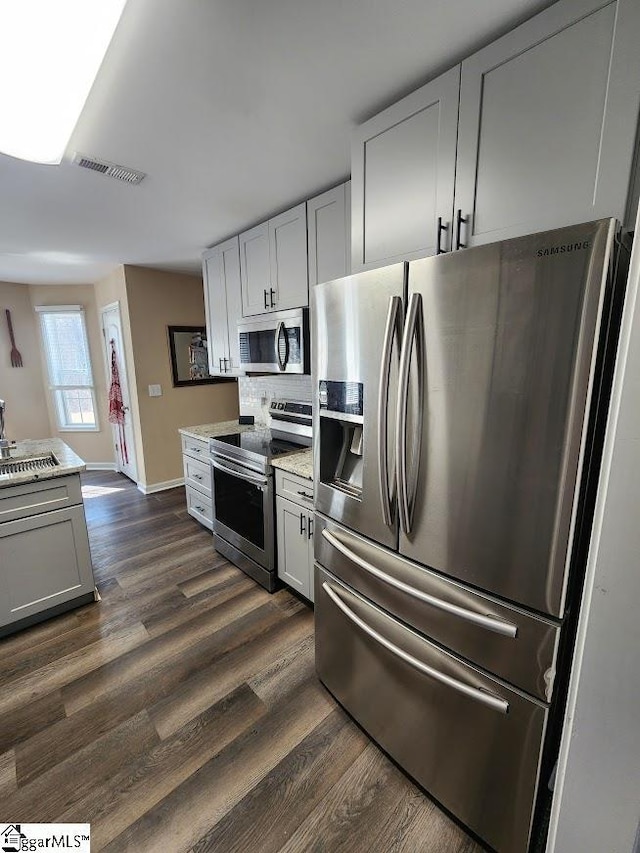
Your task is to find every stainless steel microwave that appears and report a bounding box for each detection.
[237,308,309,374]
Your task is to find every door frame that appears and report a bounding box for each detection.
[100,301,138,482]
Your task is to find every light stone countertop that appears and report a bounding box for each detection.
[178,420,257,441]
[0,438,86,489]
[272,447,313,481]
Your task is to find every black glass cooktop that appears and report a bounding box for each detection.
[212,429,303,460]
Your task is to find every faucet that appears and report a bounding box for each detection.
[0,399,9,459]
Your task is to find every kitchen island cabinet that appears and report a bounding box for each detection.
[0,439,95,636]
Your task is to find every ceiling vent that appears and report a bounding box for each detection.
[71,152,146,185]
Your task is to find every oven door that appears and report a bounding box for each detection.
[237,308,308,374]
[210,455,274,571]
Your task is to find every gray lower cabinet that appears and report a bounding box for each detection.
[275,469,314,602]
[181,434,213,531]
[0,475,95,633]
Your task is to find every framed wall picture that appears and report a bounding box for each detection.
[167,326,231,386]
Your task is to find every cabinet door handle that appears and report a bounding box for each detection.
[264,289,269,310]
[223,357,229,372]
[297,489,314,500]
[455,209,468,250]
[300,512,307,536]
[270,288,276,308]
[436,217,448,254]
[308,516,313,540]
[218,357,223,372]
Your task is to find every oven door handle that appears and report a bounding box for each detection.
[211,458,268,487]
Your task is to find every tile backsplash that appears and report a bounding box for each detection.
[238,375,312,424]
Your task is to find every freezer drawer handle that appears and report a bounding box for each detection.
[322,528,518,638]
[322,582,509,714]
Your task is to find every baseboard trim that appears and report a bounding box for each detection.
[85,463,117,471]
[137,477,185,495]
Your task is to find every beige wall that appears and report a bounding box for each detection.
[123,265,239,487]
[0,281,50,440]
[29,284,114,464]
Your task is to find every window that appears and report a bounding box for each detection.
[36,305,98,430]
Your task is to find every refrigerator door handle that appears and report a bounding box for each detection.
[378,295,403,527]
[396,292,425,533]
[322,581,510,715]
[321,528,518,638]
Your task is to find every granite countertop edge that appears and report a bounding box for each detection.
[272,448,313,481]
[0,438,86,489]
[179,420,258,441]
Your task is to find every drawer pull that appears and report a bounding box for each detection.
[193,474,203,481]
[322,581,509,715]
[321,528,517,639]
[190,447,202,454]
[194,505,205,513]
[297,490,314,500]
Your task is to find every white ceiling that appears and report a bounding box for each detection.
[0,0,555,285]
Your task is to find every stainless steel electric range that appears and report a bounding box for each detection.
[209,399,311,591]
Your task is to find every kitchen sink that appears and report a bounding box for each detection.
[0,452,60,475]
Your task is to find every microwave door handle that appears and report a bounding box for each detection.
[378,296,402,527]
[275,321,288,371]
[396,293,424,534]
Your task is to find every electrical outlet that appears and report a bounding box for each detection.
[148,384,162,397]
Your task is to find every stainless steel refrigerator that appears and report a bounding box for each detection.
[312,219,624,853]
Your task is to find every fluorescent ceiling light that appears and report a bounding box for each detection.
[0,0,127,165]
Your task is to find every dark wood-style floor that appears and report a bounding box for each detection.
[0,471,483,852]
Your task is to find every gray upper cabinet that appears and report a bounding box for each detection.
[307,182,351,286]
[269,202,309,310]
[455,0,640,248]
[351,0,640,265]
[203,236,244,376]
[351,66,460,272]
[239,222,271,316]
[240,203,309,316]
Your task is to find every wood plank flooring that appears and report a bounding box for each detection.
[0,470,484,852]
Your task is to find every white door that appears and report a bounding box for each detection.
[101,303,137,482]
